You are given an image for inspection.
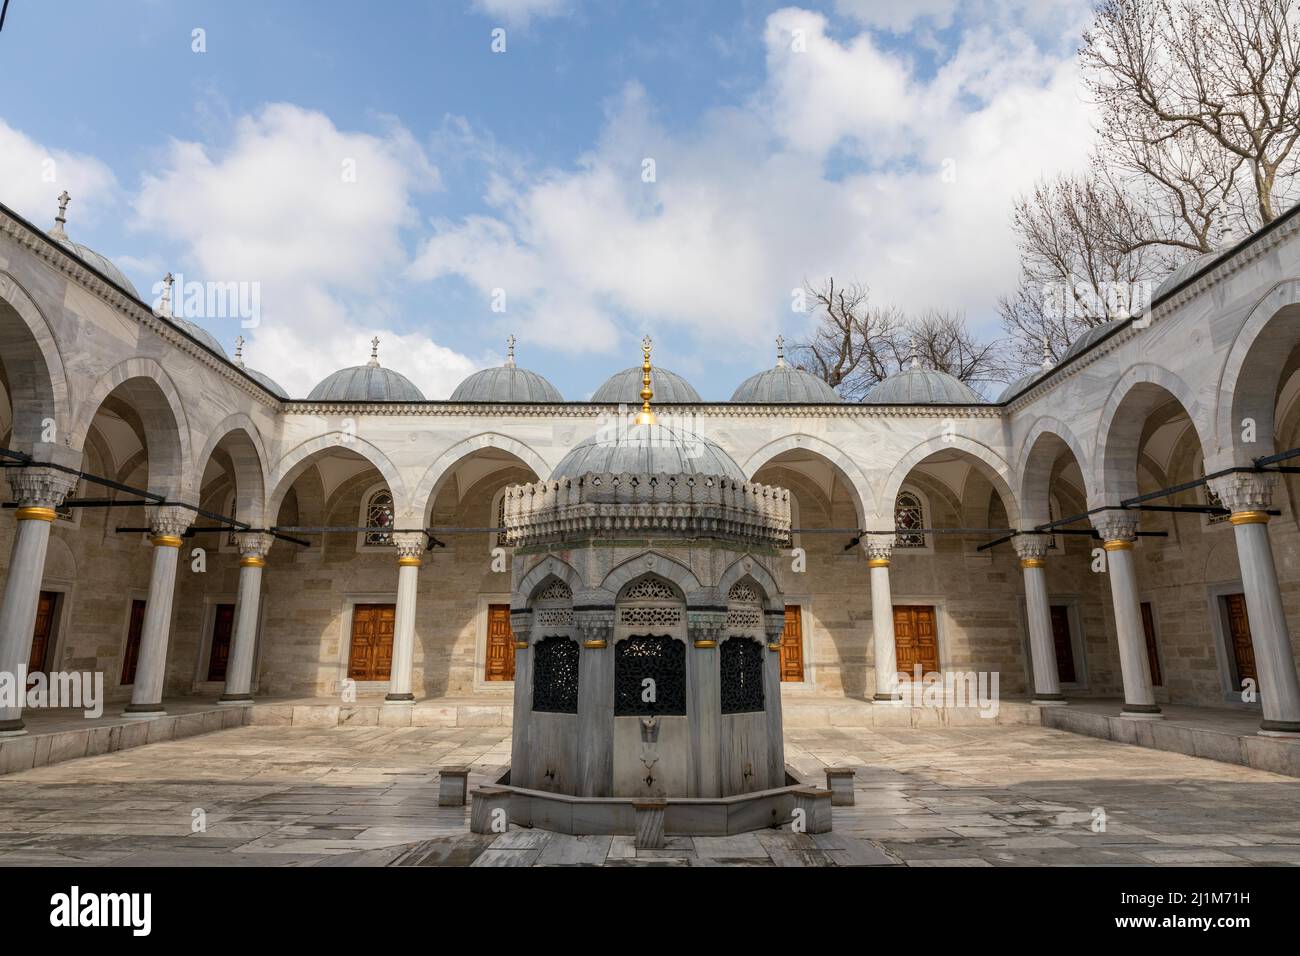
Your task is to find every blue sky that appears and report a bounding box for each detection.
[0,0,1097,399]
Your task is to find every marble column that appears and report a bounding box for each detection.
[575,609,614,796]
[1014,533,1065,704]
[866,534,901,702]
[687,609,724,798]
[1208,473,1300,735]
[763,608,787,789]
[386,532,426,703]
[126,506,191,716]
[1092,511,1161,718]
[509,606,535,787]
[0,467,78,734]
[219,532,273,704]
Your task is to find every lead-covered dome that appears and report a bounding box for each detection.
[864,364,982,404]
[450,337,563,402]
[593,365,701,403]
[308,338,425,402]
[1060,320,1122,363]
[731,339,841,403]
[44,192,139,297]
[551,421,746,481]
[232,337,289,399]
[172,316,227,357]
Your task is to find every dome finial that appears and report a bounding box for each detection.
[635,335,656,426]
[775,334,786,368]
[49,190,71,240]
[1041,335,1053,370]
[160,272,175,318]
[234,334,245,367]
[368,336,380,368]
[909,334,920,370]
[505,333,516,368]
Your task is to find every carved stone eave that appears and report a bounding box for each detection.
[0,209,283,410]
[280,400,1004,419]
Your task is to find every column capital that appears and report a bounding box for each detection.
[1207,471,1276,516]
[688,608,727,647]
[235,531,274,565]
[864,533,894,565]
[1013,532,1050,565]
[575,608,614,649]
[148,505,190,543]
[391,531,426,565]
[6,466,77,511]
[1091,509,1138,545]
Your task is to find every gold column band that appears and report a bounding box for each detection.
[1230,510,1270,526]
[867,557,890,569]
[1103,539,1133,552]
[767,642,781,652]
[693,639,717,649]
[582,639,607,649]
[514,641,529,650]
[151,534,183,548]
[240,556,266,568]
[14,506,57,522]
[398,555,422,567]
[1020,558,1045,569]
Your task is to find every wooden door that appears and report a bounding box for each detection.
[780,605,804,682]
[206,603,236,681]
[1139,601,1162,687]
[28,591,57,673]
[1223,593,1256,686]
[1048,605,1077,684]
[485,604,515,681]
[121,599,147,685]
[893,605,939,678]
[347,603,395,681]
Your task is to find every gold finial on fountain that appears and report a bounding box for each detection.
[635,335,656,426]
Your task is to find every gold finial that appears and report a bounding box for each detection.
[635,334,656,425]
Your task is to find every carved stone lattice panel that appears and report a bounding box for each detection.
[622,578,679,602]
[534,608,574,627]
[727,582,761,604]
[619,606,683,628]
[537,579,572,603]
[532,635,580,714]
[614,635,686,716]
[725,608,762,629]
[720,637,765,714]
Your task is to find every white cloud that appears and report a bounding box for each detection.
[411,5,1099,361]
[132,103,480,398]
[0,119,119,231]
[470,0,572,29]
[833,0,959,34]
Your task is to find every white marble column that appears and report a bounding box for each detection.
[687,609,723,798]
[763,608,787,788]
[1092,511,1161,718]
[1208,473,1300,735]
[126,506,191,716]
[386,532,426,702]
[866,534,901,702]
[219,532,273,704]
[1014,533,1065,704]
[0,468,77,734]
[575,609,614,796]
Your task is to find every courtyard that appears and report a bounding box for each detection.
[0,722,1296,867]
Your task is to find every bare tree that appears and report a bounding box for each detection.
[1001,0,1300,373]
[791,279,1008,399]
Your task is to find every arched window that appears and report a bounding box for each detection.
[532,635,580,713]
[615,635,686,716]
[362,487,394,547]
[720,636,764,713]
[894,488,926,549]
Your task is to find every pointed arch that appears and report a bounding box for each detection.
[410,432,551,523]
[741,433,875,528]
[601,551,703,603]
[0,271,68,450]
[1015,417,1093,528]
[878,434,1020,528]
[1095,364,1211,504]
[266,432,407,521]
[717,557,782,613]
[193,414,269,525]
[69,357,192,495]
